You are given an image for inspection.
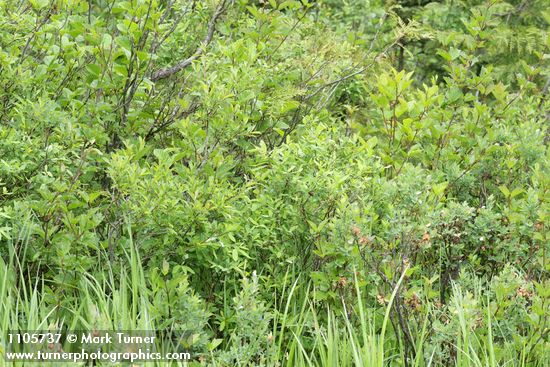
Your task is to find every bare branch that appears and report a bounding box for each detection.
[150,0,229,81]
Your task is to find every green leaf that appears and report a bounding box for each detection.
[162,260,170,276]
[499,185,510,197]
[280,100,300,114]
[30,0,49,10]
[208,339,223,351]
[86,64,101,77]
[432,182,448,197]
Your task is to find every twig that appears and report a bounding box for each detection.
[144,101,200,141]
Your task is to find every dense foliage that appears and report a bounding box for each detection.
[0,0,548,365]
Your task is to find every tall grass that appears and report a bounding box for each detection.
[449,282,549,367]
[278,268,411,367]
[0,228,187,366]
[259,272,549,367]
[1,231,548,366]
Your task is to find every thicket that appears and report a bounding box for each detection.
[0,0,548,365]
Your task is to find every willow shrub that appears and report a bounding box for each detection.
[0,0,549,365]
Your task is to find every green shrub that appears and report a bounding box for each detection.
[0,0,548,365]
